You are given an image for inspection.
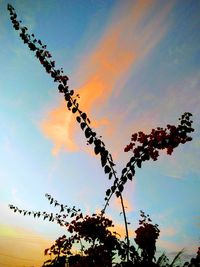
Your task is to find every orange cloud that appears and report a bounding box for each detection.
[41,101,78,155]
[110,222,135,239]
[41,1,173,155]
[112,197,134,213]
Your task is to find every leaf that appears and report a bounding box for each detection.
[101,150,108,167]
[58,84,64,92]
[65,93,70,101]
[111,185,116,193]
[67,100,72,109]
[72,107,77,113]
[122,167,127,175]
[76,116,81,123]
[85,127,92,138]
[127,173,133,181]
[104,165,111,174]
[137,159,142,168]
[108,172,113,180]
[116,191,120,198]
[80,122,86,130]
[106,189,111,196]
[121,176,127,184]
[60,205,64,212]
[94,145,101,155]
[81,113,87,120]
[94,139,101,146]
[130,165,135,175]
[88,137,93,144]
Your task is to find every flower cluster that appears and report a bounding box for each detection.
[104,112,194,204]
[44,213,122,267]
[124,112,194,159]
[134,211,160,262]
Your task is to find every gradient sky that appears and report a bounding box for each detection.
[0,0,200,266]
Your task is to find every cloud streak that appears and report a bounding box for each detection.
[41,0,173,155]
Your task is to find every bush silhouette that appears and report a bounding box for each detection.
[7,4,198,267]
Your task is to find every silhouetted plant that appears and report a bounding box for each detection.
[7,4,197,267]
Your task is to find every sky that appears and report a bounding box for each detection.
[0,0,200,266]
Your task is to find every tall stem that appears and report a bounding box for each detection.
[119,193,130,261]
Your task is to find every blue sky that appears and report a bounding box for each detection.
[0,0,200,266]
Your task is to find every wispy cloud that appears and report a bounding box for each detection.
[41,0,173,155]
[157,239,198,255]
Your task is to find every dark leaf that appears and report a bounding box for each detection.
[101,150,108,167]
[127,173,133,181]
[122,167,127,175]
[76,116,81,123]
[65,93,70,101]
[130,165,135,175]
[116,191,120,198]
[67,100,72,109]
[137,160,142,168]
[108,172,113,180]
[94,145,101,155]
[111,185,116,193]
[58,84,64,93]
[85,127,91,138]
[106,189,111,196]
[72,107,77,113]
[88,137,93,144]
[81,113,87,120]
[94,138,101,146]
[104,165,111,174]
[92,132,96,137]
[80,122,86,130]
[60,205,64,212]
[121,176,127,184]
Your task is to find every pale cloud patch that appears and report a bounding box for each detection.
[160,226,177,238]
[0,224,51,267]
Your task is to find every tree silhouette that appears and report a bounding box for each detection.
[7,4,198,267]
